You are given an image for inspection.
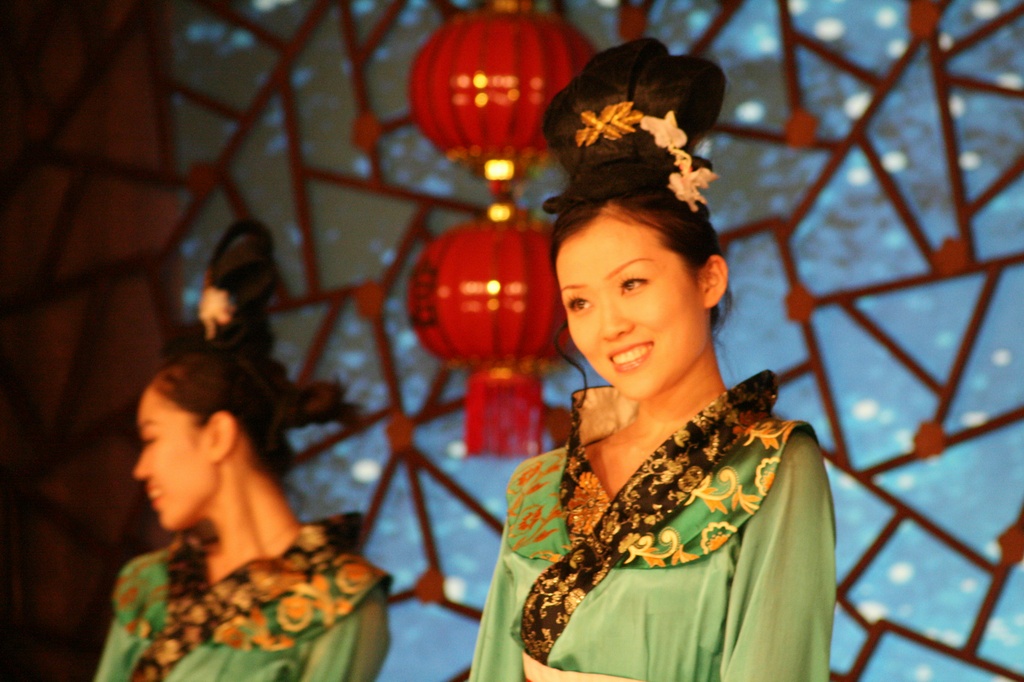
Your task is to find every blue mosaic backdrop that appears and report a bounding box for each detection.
[165,1,1024,679]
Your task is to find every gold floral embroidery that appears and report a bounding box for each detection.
[250,565,305,600]
[524,368,786,659]
[576,102,645,147]
[294,524,328,552]
[744,419,798,450]
[277,594,314,632]
[565,471,609,536]
[565,588,586,614]
[701,521,738,553]
[126,618,152,639]
[334,556,376,594]
[686,467,761,515]
[212,609,295,652]
[153,639,182,666]
[620,527,700,567]
[212,620,247,648]
[755,456,781,496]
[128,515,382,680]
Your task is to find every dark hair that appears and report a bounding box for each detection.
[549,188,731,333]
[151,218,357,478]
[151,351,355,479]
[541,39,725,215]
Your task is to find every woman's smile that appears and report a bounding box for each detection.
[610,342,652,371]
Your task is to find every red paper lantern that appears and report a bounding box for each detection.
[409,1,594,177]
[408,211,564,456]
[406,1,591,456]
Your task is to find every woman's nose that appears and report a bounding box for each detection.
[600,301,632,340]
[132,450,149,481]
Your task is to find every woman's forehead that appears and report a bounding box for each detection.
[557,218,668,278]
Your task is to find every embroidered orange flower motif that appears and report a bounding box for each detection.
[126,617,151,639]
[214,622,249,649]
[755,456,781,496]
[732,487,762,514]
[743,420,797,450]
[277,594,314,632]
[672,547,701,564]
[154,639,183,665]
[688,472,730,514]
[252,631,293,652]
[335,558,373,593]
[517,505,544,532]
[565,472,609,536]
[700,521,738,554]
[117,585,139,609]
[515,460,544,490]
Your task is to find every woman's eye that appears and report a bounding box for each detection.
[565,296,588,311]
[622,277,646,292]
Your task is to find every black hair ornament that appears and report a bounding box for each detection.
[541,38,726,215]
[194,218,278,358]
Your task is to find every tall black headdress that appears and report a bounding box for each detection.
[541,38,726,214]
[160,218,357,476]
[164,218,278,360]
[200,218,278,355]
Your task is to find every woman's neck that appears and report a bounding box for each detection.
[632,353,726,440]
[588,355,727,497]
[203,466,301,584]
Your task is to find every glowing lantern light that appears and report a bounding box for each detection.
[406,1,592,455]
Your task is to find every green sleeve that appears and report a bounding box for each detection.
[300,584,390,682]
[469,523,525,682]
[721,430,836,682]
[93,621,144,682]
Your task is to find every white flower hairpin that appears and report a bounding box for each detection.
[640,111,718,212]
[198,282,236,340]
[576,104,719,212]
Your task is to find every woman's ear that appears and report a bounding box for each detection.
[201,410,241,464]
[700,255,729,310]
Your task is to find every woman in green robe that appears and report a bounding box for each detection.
[470,39,835,682]
[95,221,389,682]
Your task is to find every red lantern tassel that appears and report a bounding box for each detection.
[465,367,544,457]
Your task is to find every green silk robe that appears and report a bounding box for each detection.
[471,376,836,682]
[94,516,389,682]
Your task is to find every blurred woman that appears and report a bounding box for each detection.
[95,220,389,682]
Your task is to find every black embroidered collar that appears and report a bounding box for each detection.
[130,513,361,682]
[520,371,778,663]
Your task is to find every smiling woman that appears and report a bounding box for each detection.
[555,215,729,495]
[94,220,391,682]
[470,39,836,682]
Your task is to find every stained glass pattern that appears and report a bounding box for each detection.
[1,1,1023,680]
